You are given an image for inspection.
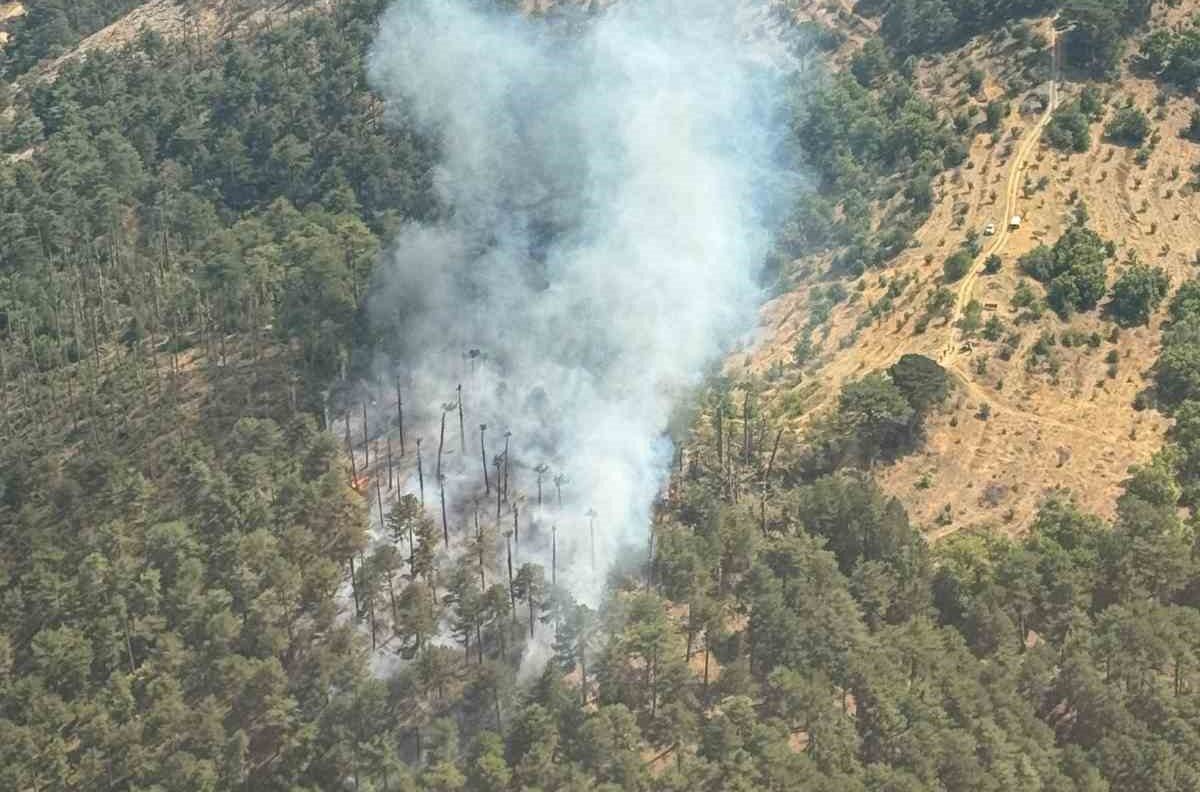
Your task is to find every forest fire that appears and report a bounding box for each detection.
[362,0,790,607]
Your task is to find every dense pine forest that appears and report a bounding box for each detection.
[2,0,1200,790]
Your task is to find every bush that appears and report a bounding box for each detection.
[1171,279,1200,322]
[1079,84,1105,119]
[889,353,951,415]
[1184,109,1200,142]
[1019,225,1111,316]
[943,249,974,282]
[983,254,1002,274]
[984,99,1009,130]
[1108,263,1169,326]
[967,67,985,93]
[1045,101,1091,152]
[1104,106,1151,147]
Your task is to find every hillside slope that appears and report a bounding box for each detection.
[735,4,1197,535]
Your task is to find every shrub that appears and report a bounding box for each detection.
[943,249,973,282]
[1019,225,1111,316]
[1108,263,1169,326]
[1104,106,1151,147]
[1045,101,1091,152]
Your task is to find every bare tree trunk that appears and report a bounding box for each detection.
[386,437,394,490]
[349,557,360,619]
[480,424,490,493]
[716,403,724,471]
[502,432,511,502]
[439,474,449,548]
[743,391,752,461]
[362,402,370,469]
[457,384,465,454]
[416,438,425,505]
[512,503,520,553]
[506,532,516,621]
[761,428,784,537]
[579,645,588,706]
[437,410,447,479]
[376,478,385,531]
[495,458,503,523]
[396,379,405,456]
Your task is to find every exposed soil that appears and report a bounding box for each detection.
[735,10,1184,536]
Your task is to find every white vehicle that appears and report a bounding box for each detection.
[984,222,996,235]
[1009,215,1022,230]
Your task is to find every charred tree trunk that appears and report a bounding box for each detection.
[416,438,425,506]
[743,391,752,462]
[505,531,516,621]
[396,379,405,456]
[437,410,447,480]
[376,478,385,530]
[480,424,490,494]
[362,402,370,469]
[349,556,360,619]
[502,431,511,502]
[439,474,449,548]
[761,428,784,537]
[495,457,503,523]
[716,403,724,471]
[345,414,357,481]
[386,436,394,490]
[457,384,465,454]
[512,503,520,553]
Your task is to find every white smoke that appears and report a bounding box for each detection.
[366,0,798,603]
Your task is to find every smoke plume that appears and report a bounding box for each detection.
[367,0,796,602]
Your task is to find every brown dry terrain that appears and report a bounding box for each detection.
[735,6,1199,537]
[22,0,331,82]
[0,2,24,48]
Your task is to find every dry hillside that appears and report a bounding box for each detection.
[735,3,1200,536]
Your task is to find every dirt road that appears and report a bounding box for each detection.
[942,22,1060,363]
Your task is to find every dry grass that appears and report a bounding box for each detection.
[734,12,1184,537]
[32,0,332,81]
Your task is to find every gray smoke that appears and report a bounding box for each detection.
[367,0,798,602]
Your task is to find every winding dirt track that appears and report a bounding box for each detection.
[941,22,1060,364]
